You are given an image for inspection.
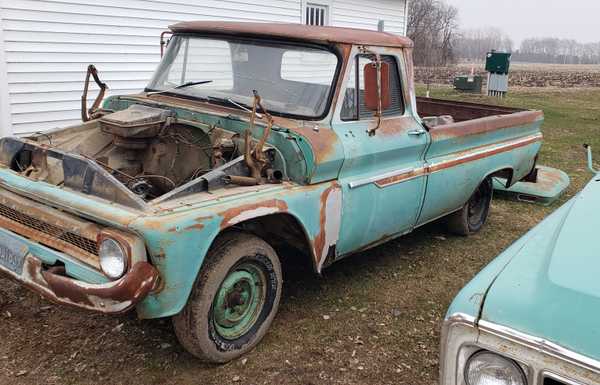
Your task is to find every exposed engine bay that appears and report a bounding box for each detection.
[0,96,285,209]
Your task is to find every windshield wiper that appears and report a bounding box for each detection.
[225,98,263,118]
[146,80,213,96]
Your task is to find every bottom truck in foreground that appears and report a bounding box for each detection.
[440,146,600,385]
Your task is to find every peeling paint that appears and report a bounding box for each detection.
[219,199,289,229]
[313,183,342,271]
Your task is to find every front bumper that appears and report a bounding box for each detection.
[0,227,159,314]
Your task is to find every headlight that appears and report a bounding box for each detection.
[465,351,526,385]
[99,237,128,279]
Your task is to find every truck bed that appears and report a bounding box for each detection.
[416,97,525,122]
[413,97,544,226]
[415,97,543,146]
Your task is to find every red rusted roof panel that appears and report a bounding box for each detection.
[169,21,413,48]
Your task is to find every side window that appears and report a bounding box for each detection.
[341,55,404,121]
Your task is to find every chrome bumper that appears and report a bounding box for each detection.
[440,313,600,385]
[0,227,159,314]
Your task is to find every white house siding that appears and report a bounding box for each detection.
[0,0,406,135]
[330,0,407,35]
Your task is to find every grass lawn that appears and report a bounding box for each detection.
[1,86,599,385]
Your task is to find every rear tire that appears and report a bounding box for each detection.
[173,231,282,363]
[447,177,493,236]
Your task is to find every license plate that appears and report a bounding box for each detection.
[0,233,27,275]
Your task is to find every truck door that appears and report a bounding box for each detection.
[333,49,430,256]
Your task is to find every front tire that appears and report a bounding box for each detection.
[447,177,493,236]
[173,231,282,363]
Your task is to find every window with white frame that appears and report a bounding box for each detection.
[305,3,329,26]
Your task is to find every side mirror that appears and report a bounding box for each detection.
[364,60,391,112]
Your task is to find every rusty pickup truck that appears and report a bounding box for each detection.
[0,22,543,363]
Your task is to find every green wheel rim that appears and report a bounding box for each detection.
[212,262,267,340]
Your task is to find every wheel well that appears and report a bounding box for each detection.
[217,214,316,273]
[489,168,514,188]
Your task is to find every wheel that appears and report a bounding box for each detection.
[447,177,493,236]
[173,231,282,363]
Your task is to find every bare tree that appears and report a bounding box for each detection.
[454,28,514,62]
[407,0,459,66]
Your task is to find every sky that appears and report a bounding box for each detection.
[444,0,597,46]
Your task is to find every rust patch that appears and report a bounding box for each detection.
[374,167,428,188]
[428,134,543,173]
[429,110,544,141]
[137,94,298,131]
[312,182,341,270]
[403,48,416,99]
[416,97,523,122]
[327,43,352,119]
[372,116,415,137]
[0,191,102,268]
[184,223,205,231]
[512,167,566,193]
[41,262,159,313]
[138,218,164,231]
[169,21,413,48]
[288,126,340,164]
[219,199,289,229]
[370,134,543,189]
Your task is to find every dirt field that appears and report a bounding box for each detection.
[415,62,600,88]
[1,87,600,385]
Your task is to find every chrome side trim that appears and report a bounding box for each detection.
[348,133,543,190]
[348,167,413,189]
[543,372,583,385]
[478,319,600,375]
[443,312,478,327]
[428,133,544,174]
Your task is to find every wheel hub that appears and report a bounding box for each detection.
[213,263,266,340]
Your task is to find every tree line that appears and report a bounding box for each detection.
[514,38,600,65]
[407,0,600,66]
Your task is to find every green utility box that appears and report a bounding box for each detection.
[453,75,483,93]
[485,51,511,74]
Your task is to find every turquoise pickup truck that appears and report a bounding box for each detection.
[440,147,600,385]
[0,21,543,363]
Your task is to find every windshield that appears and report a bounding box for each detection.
[147,35,340,118]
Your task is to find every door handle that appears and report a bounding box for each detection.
[408,129,427,136]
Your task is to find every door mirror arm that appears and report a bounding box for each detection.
[360,47,392,136]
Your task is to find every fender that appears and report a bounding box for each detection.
[129,181,342,319]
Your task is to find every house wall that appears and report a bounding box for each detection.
[0,0,407,135]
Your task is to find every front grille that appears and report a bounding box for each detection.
[544,376,579,385]
[0,202,98,256]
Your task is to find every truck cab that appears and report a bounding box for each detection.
[0,21,543,363]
